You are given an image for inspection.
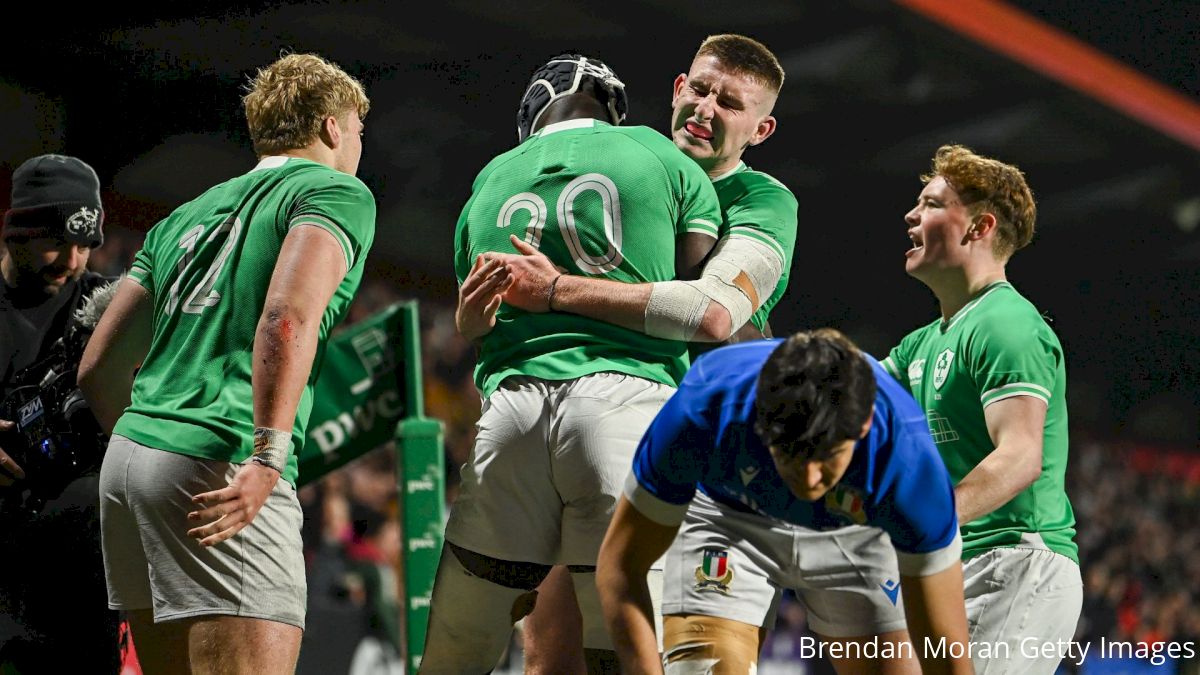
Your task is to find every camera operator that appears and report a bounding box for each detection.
[0,154,121,672]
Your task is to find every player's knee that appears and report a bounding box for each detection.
[662,614,761,675]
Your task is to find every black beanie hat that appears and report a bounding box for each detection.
[3,154,105,247]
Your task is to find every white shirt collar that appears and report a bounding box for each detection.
[711,161,746,183]
[251,156,291,172]
[537,118,599,137]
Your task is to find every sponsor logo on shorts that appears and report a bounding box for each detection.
[694,548,734,594]
[879,578,900,606]
[824,484,867,525]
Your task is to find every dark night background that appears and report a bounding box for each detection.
[4,0,1195,446]
[2,2,1198,670]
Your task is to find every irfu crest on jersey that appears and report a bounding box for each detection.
[933,349,955,390]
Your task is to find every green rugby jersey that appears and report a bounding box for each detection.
[454,119,722,397]
[116,157,376,485]
[710,162,798,333]
[882,281,1077,563]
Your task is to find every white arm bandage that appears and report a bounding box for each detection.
[644,236,784,341]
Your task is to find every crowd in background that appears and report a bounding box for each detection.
[89,224,1199,671]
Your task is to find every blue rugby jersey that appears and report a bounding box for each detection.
[626,339,962,575]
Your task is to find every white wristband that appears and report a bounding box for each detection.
[251,427,290,474]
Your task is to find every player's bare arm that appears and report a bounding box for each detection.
[79,278,154,434]
[455,254,513,342]
[497,235,746,342]
[597,496,680,675]
[676,231,718,281]
[899,563,974,675]
[955,395,1046,523]
[187,224,347,547]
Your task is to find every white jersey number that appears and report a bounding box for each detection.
[164,215,243,316]
[497,173,625,275]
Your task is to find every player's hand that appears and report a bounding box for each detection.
[0,420,26,487]
[187,461,280,546]
[456,254,512,341]
[491,234,566,313]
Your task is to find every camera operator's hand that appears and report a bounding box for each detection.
[0,420,27,487]
[186,462,279,546]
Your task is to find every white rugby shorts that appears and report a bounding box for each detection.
[446,372,674,565]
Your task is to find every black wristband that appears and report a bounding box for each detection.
[547,274,564,311]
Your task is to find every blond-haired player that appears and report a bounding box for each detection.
[80,52,375,673]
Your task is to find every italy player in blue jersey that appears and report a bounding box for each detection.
[597,329,973,675]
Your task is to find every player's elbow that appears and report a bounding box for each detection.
[596,541,625,591]
[596,532,646,594]
[258,300,317,343]
[692,302,734,342]
[595,560,619,607]
[77,356,100,399]
[78,337,114,400]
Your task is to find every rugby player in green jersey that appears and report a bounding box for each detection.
[488,34,798,673]
[496,34,796,350]
[79,53,375,673]
[882,145,1081,673]
[421,54,723,674]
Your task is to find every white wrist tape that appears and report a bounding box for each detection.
[251,427,291,474]
[644,236,784,342]
[645,281,710,342]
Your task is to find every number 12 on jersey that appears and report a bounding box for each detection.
[164,215,243,316]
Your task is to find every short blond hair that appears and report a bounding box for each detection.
[696,34,784,95]
[923,144,1037,260]
[243,53,370,157]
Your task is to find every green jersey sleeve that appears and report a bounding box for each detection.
[882,345,909,392]
[882,328,925,394]
[971,312,1060,408]
[724,177,797,270]
[287,174,377,273]
[453,187,483,285]
[127,229,156,290]
[677,158,721,239]
[713,168,798,332]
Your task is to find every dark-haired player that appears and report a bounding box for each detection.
[598,329,973,675]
